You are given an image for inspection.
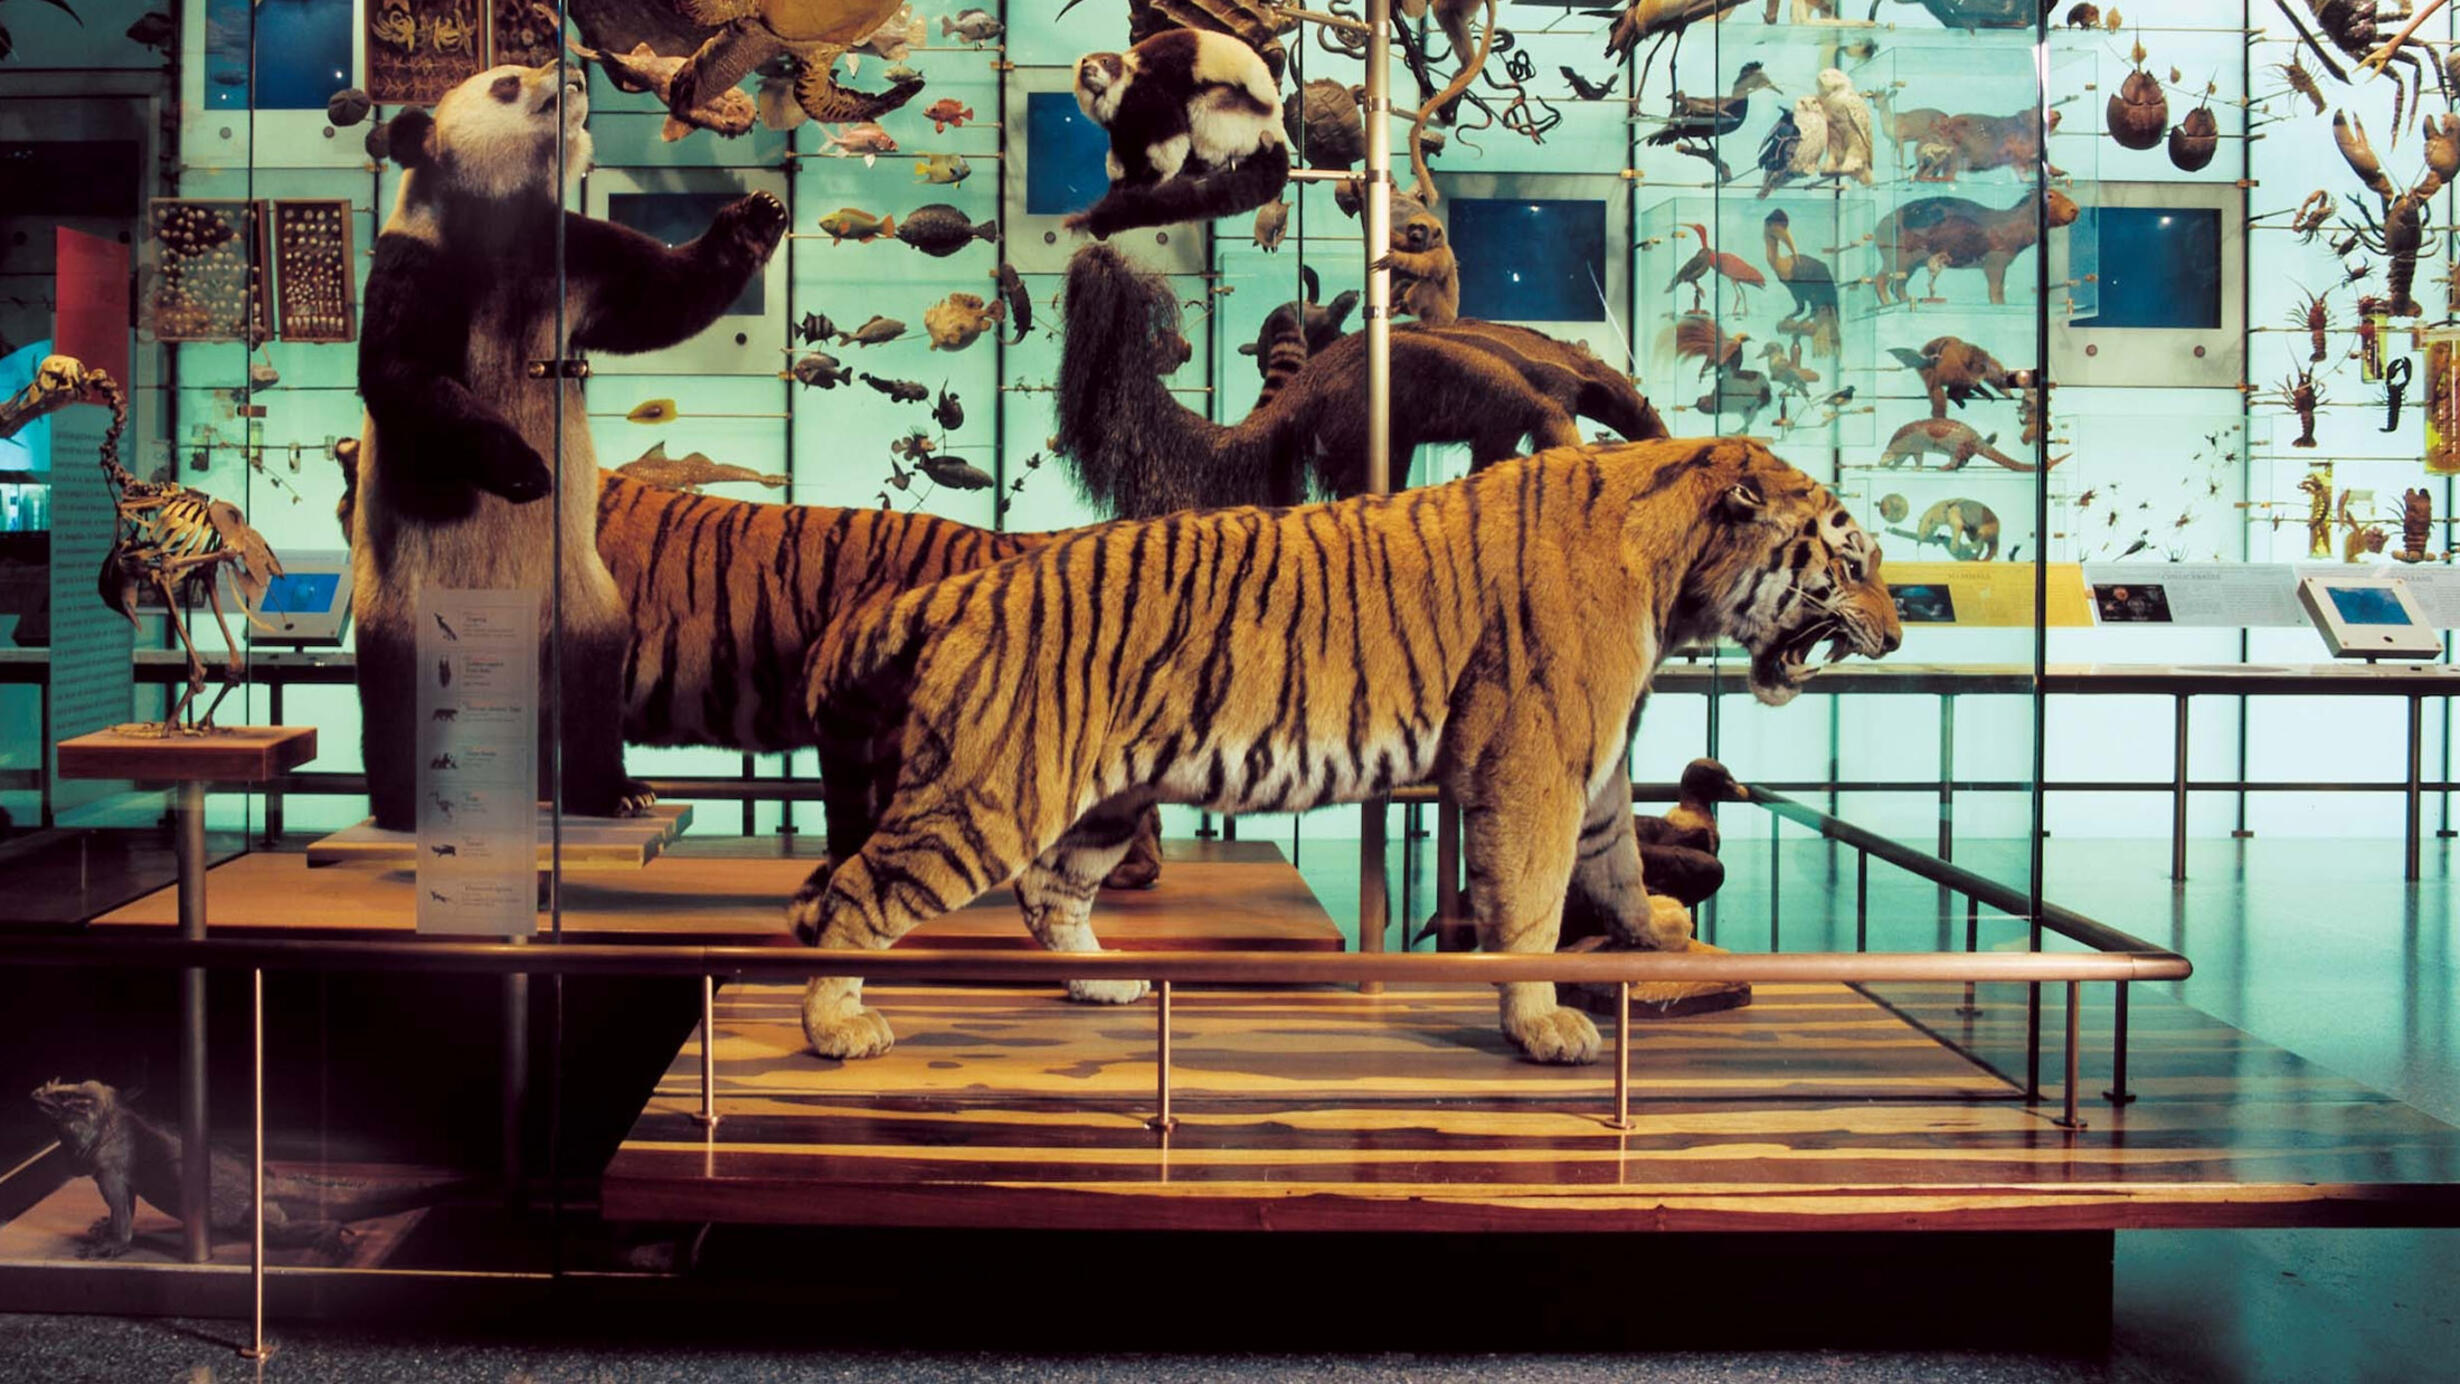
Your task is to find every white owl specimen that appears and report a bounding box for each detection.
[1813,67,1874,185]
[1785,94,1827,178]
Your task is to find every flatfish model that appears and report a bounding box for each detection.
[895,203,997,257]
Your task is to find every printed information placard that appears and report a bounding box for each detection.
[416,589,538,936]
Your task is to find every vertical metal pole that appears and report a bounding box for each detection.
[1357,0,1394,991]
[2103,981,2135,1105]
[1958,896,1982,1017]
[1766,816,1780,951]
[502,965,528,1204]
[1147,981,1177,1132]
[1609,981,1631,1131]
[1854,849,1868,952]
[1936,694,1955,939]
[2406,694,2424,882]
[240,967,272,1361]
[1359,800,1387,990]
[2057,980,2084,1131]
[741,753,756,838]
[2170,695,2190,882]
[692,974,719,1129]
[263,680,284,846]
[177,779,210,1263]
[1436,792,1461,940]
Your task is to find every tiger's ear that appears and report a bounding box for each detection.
[1720,482,1766,520]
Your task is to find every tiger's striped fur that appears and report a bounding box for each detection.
[599,471,1048,755]
[789,437,1901,1064]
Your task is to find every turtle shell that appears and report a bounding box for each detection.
[1285,79,1365,169]
[2106,67,2167,151]
[758,0,906,46]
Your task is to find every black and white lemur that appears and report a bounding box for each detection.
[354,63,785,829]
[1067,29,1290,239]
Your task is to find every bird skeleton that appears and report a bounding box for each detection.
[15,355,285,736]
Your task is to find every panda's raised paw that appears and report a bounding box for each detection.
[720,192,789,257]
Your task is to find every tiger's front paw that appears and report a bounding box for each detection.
[1066,978,1149,1005]
[801,982,894,1060]
[1504,1004,1603,1065]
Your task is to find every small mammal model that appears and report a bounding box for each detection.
[1067,29,1291,238]
[1378,192,1460,325]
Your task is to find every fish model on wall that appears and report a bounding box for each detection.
[896,203,998,257]
[837,314,906,346]
[924,292,1001,351]
[914,152,972,184]
[618,441,790,493]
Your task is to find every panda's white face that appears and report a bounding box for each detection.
[430,63,592,203]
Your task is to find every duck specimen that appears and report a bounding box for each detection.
[1644,61,1778,148]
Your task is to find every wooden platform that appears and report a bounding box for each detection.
[88,839,1343,950]
[56,724,317,783]
[0,1164,436,1270]
[601,979,2460,1233]
[304,804,694,868]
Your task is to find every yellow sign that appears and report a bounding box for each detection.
[1884,562,2092,628]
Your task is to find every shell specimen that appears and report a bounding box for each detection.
[2166,104,2217,172]
[2106,67,2168,151]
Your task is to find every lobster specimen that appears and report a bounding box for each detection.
[2331,109,2453,317]
[2293,287,2332,363]
[2281,363,2325,449]
[2273,0,2452,125]
[2290,189,2337,243]
[2271,48,2328,114]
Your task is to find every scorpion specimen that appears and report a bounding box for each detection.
[2332,109,2455,317]
[2281,362,2326,450]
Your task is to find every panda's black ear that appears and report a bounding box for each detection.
[385,107,438,170]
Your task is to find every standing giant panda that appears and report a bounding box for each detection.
[354,63,786,829]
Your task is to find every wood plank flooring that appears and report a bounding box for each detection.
[601,979,2460,1233]
[86,839,1342,950]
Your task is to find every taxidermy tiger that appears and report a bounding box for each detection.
[789,437,1902,1065]
[1054,243,1667,515]
[339,458,1144,874]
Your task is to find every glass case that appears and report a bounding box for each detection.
[0,0,2453,1325]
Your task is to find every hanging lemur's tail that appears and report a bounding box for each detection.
[1073,138,1291,240]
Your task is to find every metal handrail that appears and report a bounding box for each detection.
[0,934,2187,984]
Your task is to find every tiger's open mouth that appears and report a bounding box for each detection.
[1748,617,1864,706]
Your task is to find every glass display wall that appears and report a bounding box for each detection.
[0,0,2449,1302]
